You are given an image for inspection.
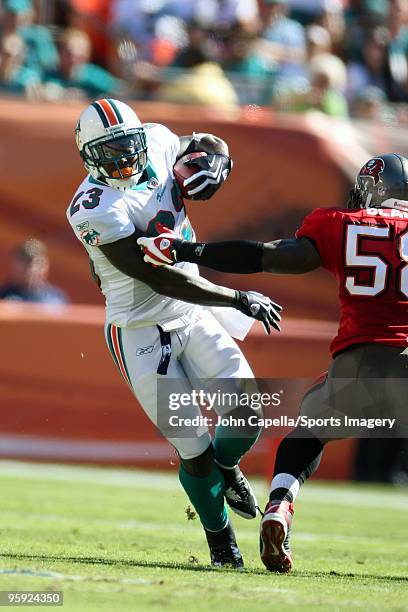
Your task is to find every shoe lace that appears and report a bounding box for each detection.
[230,474,250,501]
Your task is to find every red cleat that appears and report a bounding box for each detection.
[260,500,294,573]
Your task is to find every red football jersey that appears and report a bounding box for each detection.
[296,207,408,356]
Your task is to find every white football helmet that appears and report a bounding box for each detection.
[75,98,148,190]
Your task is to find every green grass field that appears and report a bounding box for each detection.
[0,461,406,611]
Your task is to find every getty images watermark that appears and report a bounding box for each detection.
[168,389,283,410]
[157,378,408,439]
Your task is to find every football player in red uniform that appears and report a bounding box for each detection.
[138,153,408,573]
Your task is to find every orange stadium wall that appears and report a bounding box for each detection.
[0,303,356,480]
[0,100,363,479]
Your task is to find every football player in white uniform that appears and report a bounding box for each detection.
[66,98,282,568]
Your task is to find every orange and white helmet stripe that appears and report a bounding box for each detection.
[91,98,124,128]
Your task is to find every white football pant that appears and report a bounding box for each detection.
[105,308,254,459]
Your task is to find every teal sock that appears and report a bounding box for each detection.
[178,463,228,532]
[213,424,261,469]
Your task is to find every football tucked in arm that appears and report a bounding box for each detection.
[173,151,233,200]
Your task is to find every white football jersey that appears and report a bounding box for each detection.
[66,123,200,327]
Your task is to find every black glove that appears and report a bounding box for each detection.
[184,153,232,200]
[234,290,282,334]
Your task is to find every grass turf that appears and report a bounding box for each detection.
[0,461,406,611]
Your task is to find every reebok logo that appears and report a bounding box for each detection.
[136,346,154,356]
[76,221,89,232]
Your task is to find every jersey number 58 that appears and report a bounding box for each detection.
[344,224,408,298]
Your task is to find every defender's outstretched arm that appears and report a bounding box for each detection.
[262,238,321,274]
[138,234,322,275]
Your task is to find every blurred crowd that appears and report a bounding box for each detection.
[1,0,408,119]
[0,238,68,305]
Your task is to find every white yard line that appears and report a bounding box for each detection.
[300,483,408,510]
[0,435,171,463]
[0,460,406,510]
[0,460,179,490]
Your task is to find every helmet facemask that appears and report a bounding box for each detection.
[80,127,148,190]
[347,157,386,209]
[347,186,364,209]
[347,177,380,209]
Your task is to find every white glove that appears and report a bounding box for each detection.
[137,224,179,266]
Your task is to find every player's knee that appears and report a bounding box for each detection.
[180,444,215,477]
[224,404,262,438]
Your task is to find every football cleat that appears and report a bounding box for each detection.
[217,463,258,519]
[260,500,294,573]
[204,522,244,569]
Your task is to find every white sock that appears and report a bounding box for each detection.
[269,472,300,503]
